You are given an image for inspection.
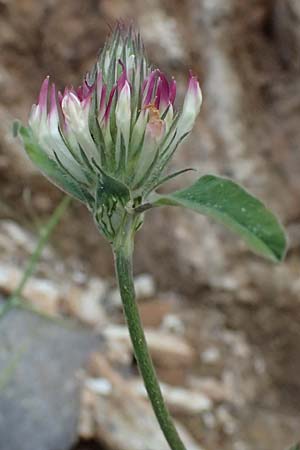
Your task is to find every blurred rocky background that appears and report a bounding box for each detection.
[0,0,300,449]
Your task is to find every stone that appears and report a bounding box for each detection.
[274,0,300,70]
[138,298,175,327]
[134,274,156,299]
[80,355,206,450]
[102,324,195,369]
[65,277,108,326]
[187,376,231,403]
[0,264,61,316]
[106,273,156,309]
[161,313,185,335]
[131,379,212,415]
[0,220,53,258]
[0,308,102,450]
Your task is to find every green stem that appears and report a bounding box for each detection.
[0,196,71,318]
[113,232,187,450]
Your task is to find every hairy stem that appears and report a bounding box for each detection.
[113,233,186,450]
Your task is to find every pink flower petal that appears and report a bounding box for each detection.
[117,59,128,94]
[169,78,176,105]
[157,71,170,110]
[143,70,158,106]
[49,83,58,116]
[99,85,107,120]
[104,85,117,123]
[38,76,50,112]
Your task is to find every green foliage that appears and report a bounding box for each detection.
[153,174,287,262]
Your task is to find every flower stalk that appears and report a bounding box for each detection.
[113,221,186,450]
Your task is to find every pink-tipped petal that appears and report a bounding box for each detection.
[62,86,70,100]
[104,85,117,123]
[117,60,128,93]
[188,71,200,94]
[76,85,84,101]
[82,80,91,99]
[57,90,63,105]
[82,94,92,111]
[178,72,202,135]
[143,70,158,106]
[98,85,107,121]
[169,78,176,105]
[38,76,50,111]
[49,83,58,115]
[96,72,103,106]
[157,72,170,111]
[142,78,148,94]
[48,83,61,133]
[154,90,160,110]
[82,84,95,111]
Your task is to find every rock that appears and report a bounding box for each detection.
[139,298,176,327]
[0,220,53,258]
[161,313,186,335]
[102,324,195,369]
[0,264,108,320]
[65,277,108,326]
[200,346,221,365]
[187,376,231,403]
[131,379,212,415]
[0,264,21,294]
[80,355,206,450]
[0,264,62,316]
[134,274,156,299]
[0,308,102,450]
[106,273,156,309]
[0,264,61,316]
[274,0,300,70]
[24,278,61,315]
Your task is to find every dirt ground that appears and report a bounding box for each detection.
[1,1,300,450]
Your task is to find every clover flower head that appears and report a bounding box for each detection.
[17,23,202,240]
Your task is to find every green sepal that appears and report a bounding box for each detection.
[18,125,91,203]
[93,163,131,211]
[152,174,287,262]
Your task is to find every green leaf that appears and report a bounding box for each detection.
[152,174,287,262]
[18,125,92,203]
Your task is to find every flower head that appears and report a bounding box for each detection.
[17,23,202,240]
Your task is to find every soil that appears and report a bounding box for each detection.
[1,1,300,450]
